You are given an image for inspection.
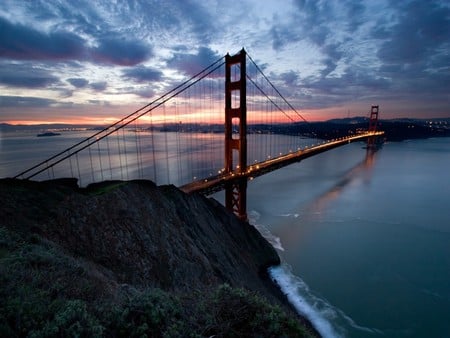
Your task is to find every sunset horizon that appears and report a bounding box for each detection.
[1,1,449,125]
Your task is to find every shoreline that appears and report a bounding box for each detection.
[0,178,321,336]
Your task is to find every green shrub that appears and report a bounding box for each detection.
[103,288,185,337]
[193,284,313,338]
[1,224,314,337]
[30,300,104,337]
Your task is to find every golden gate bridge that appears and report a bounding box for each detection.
[14,49,384,220]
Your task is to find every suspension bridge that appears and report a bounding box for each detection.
[13,48,384,220]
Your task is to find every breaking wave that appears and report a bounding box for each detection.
[249,210,384,338]
[269,264,344,338]
[248,210,284,251]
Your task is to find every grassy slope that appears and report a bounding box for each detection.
[0,180,316,337]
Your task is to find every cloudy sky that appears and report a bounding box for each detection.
[0,0,449,124]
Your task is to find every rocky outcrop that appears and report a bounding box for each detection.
[0,178,320,336]
[1,178,280,298]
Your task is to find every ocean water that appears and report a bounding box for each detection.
[2,130,449,337]
[0,130,314,187]
[245,138,450,338]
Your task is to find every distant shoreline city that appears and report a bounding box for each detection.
[2,117,449,142]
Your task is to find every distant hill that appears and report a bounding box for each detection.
[2,117,449,141]
[0,123,102,132]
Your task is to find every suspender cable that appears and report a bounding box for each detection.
[15,56,226,180]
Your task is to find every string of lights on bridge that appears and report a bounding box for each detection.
[14,50,381,193]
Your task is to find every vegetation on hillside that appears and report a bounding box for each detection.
[0,192,315,337]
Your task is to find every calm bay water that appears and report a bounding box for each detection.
[1,130,449,337]
[244,138,450,338]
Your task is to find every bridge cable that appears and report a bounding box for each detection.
[15,56,226,180]
[245,70,296,124]
[105,135,113,179]
[246,53,309,124]
[97,141,104,181]
[16,57,226,180]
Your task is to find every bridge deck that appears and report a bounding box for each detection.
[180,131,384,195]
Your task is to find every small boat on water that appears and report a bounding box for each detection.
[37,131,61,137]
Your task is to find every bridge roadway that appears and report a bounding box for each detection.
[180,131,384,195]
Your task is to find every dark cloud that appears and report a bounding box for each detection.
[345,0,366,31]
[170,0,217,43]
[0,16,152,66]
[0,63,59,88]
[376,1,450,65]
[281,65,392,109]
[122,66,163,83]
[271,1,346,78]
[280,71,300,86]
[270,25,300,51]
[0,16,85,61]
[0,95,56,108]
[67,78,89,88]
[371,0,450,106]
[167,47,223,76]
[90,81,107,91]
[88,99,110,106]
[133,87,156,98]
[293,0,334,46]
[90,38,153,66]
[320,43,343,77]
[0,0,448,120]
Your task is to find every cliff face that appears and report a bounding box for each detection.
[0,178,317,336]
[1,179,279,293]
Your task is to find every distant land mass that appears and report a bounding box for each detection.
[1,117,450,141]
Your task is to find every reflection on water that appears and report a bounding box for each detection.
[2,131,450,338]
[247,138,450,338]
[306,148,377,217]
[0,130,317,187]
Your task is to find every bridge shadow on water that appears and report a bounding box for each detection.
[273,147,380,251]
[306,147,377,217]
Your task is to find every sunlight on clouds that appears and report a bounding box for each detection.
[0,0,449,123]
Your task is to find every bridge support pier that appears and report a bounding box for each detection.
[367,105,379,149]
[224,48,248,221]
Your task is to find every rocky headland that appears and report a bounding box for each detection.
[0,178,318,337]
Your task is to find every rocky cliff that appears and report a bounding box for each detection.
[0,178,317,337]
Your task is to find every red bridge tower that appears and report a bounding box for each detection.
[224,49,247,221]
[367,105,379,149]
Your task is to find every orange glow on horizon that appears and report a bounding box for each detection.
[2,105,349,126]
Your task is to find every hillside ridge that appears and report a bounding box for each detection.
[0,178,318,337]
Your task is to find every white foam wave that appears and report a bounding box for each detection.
[336,309,384,334]
[269,264,384,338]
[248,210,284,251]
[279,213,300,218]
[269,264,343,338]
[248,210,379,336]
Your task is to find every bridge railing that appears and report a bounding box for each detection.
[12,49,382,192]
[14,56,228,187]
